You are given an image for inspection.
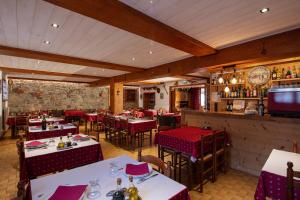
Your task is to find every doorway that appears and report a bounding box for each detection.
[143,93,155,109]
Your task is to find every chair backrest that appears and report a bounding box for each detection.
[287,161,300,200]
[214,130,226,151]
[15,116,28,126]
[200,134,215,158]
[108,116,116,129]
[138,149,172,178]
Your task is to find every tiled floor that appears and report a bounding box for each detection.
[0,127,258,200]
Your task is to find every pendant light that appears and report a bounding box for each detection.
[224,84,230,93]
[218,70,224,84]
[231,68,237,84]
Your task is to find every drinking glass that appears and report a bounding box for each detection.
[87,179,101,199]
[109,161,121,177]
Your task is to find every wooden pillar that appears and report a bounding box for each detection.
[110,81,123,114]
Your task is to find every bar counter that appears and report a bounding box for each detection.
[181,110,300,176]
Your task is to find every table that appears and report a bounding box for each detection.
[24,134,103,179]
[143,110,157,118]
[255,149,300,200]
[64,110,85,117]
[155,127,214,159]
[30,155,189,200]
[27,123,78,140]
[6,115,28,138]
[28,117,64,126]
[83,113,98,132]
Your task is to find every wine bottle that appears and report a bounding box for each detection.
[281,68,285,79]
[277,67,282,80]
[42,115,47,130]
[253,87,257,97]
[286,67,292,79]
[246,87,250,98]
[128,176,139,200]
[272,67,277,80]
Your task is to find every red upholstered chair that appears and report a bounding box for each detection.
[287,161,300,200]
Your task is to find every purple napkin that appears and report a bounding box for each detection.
[26,141,46,147]
[49,185,87,200]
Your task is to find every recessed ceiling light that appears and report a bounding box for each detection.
[260,7,270,13]
[132,57,136,61]
[149,50,153,54]
[37,60,40,64]
[51,23,59,28]
[44,40,50,45]
[102,69,105,72]
[150,0,153,4]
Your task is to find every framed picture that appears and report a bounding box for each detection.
[125,89,137,102]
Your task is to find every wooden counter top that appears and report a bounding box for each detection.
[182,110,300,124]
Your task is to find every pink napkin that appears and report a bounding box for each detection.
[26,141,46,147]
[73,135,84,140]
[49,185,87,200]
[126,163,149,176]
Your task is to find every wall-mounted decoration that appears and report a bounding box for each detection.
[125,89,136,102]
[160,93,164,99]
[156,88,160,93]
[247,66,270,86]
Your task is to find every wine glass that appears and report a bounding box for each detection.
[109,161,121,177]
[87,179,101,199]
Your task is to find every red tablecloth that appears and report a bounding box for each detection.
[64,110,84,117]
[117,120,157,135]
[155,127,214,158]
[83,113,98,122]
[24,143,103,179]
[143,110,157,118]
[6,117,15,126]
[27,127,79,140]
[255,170,300,200]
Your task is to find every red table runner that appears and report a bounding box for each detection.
[24,143,103,179]
[155,127,214,158]
[27,127,79,140]
[64,110,85,117]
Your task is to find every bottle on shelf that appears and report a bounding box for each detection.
[127,176,139,200]
[277,67,282,80]
[246,87,250,98]
[281,68,285,79]
[112,178,125,200]
[286,67,292,79]
[253,86,257,97]
[292,66,297,79]
[272,67,277,80]
[296,66,300,78]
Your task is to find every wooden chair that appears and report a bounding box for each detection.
[119,118,130,147]
[138,148,172,178]
[179,134,215,192]
[14,116,28,139]
[213,130,228,181]
[287,161,300,200]
[16,137,28,199]
[87,129,99,142]
[95,113,105,132]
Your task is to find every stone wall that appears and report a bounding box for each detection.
[8,79,109,113]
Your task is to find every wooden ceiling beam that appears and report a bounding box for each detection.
[91,28,300,86]
[44,0,215,56]
[8,77,89,84]
[0,45,143,72]
[0,66,102,79]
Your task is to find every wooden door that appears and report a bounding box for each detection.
[143,93,155,109]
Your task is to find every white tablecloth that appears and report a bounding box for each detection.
[24,134,98,158]
[28,117,64,124]
[262,149,300,177]
[31,155,187,200]
[28,123,76,133]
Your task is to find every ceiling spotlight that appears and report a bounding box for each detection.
[260,8,270,13]
[149,50,153,54]
[37,60,40,64]
[44,40,50,45]
[150,0,153,4]
[132,57,136,61]
[102,69,105,72]
[51,23,59,28]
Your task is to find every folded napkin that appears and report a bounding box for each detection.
[49,185,87,200]
[126,163,149,176]
[26,141,46,147]
[72,135,89,141]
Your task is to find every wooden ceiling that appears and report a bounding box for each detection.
[0,0,300,83]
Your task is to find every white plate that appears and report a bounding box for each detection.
[124,162,153,178]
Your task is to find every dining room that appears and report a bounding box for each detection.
[0,0,300,200]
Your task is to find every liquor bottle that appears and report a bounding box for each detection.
[112,178,125,200]
[127,176,139,200]
[253,87,257,97]
[258,96,264,116]
[296,66,300,78]
[292,66,297,78]
[246,87,250,98]
[241,72,245,83]
[272,67,277,80]
[243,87,247,98]
[277,67,282,80]
[42,115,47,130]
[286,67,292,79]
[281,68,285,79]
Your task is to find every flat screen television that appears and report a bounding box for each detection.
[2,80,8,101]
